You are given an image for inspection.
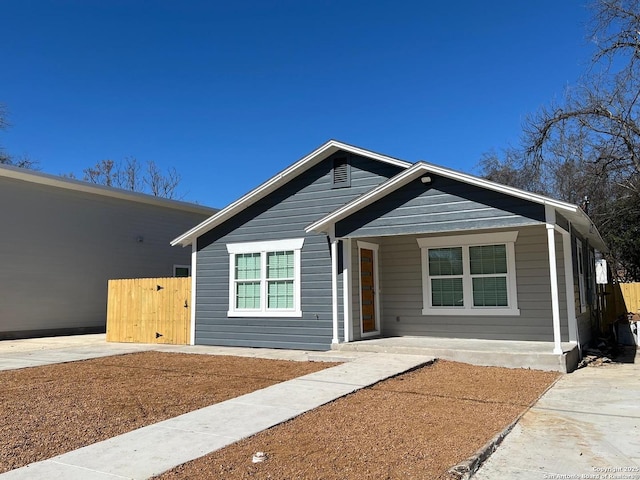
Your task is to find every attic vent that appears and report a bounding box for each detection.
[332,156,350,188]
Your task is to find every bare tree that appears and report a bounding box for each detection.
[81,157,182,199]
[478,0,640,280]
[524,0,640,194]
[0,103,39,170]
[144,161,181,199]
[82,159,117,187]
[478,148,545,194]
[0,103,8,131]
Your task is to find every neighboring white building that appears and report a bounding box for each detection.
[0,164,216,339]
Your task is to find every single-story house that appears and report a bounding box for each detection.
[0,164,216,339]
[171,140,605,364]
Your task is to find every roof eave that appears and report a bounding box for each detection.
[562,208,608,252]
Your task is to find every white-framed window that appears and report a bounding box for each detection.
[173,265,190,277]
[576,239,587,313]
[417,232,520,316]
[226,238,304,317]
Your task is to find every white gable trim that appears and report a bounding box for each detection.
[170,140,412,247]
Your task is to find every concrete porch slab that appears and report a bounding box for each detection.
[332,336,579,372]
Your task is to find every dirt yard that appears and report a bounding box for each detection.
[0,351,334,473]
[156,361,559,480]
[1,352,559,479]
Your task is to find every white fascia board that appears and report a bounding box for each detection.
[0,163,216,215]
[171,140,413,247]
[562,208,608,252]
[422,164,579,212]
[331,141,412,169]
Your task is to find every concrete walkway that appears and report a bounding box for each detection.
[0,335,432,479]
[474,354,640,479]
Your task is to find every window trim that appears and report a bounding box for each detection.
[417,232,520,316]
[173,264,191,277]
[226,238,304,317]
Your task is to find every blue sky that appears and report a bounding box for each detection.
[1,1,593,207]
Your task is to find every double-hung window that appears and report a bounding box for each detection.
[227,238,304,317]
[417,232,519,316]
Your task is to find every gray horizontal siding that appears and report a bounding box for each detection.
[556,212,570,231]
[358,225,571,342]
[0,176,210,338]
[336,175,545,238]
[573,231,597,346]
[195,152,403,350]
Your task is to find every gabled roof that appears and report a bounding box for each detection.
[305,161,607,251]
[171,140,412,247]
[0,163,216,215]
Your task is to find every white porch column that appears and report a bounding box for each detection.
[342,238,352,343]
[546,207,563,355]
[331,238,340,344]
[562,229,579,347]
[190,241,197,346]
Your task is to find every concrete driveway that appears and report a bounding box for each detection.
[0,334,351,371]
[474,350,640,479]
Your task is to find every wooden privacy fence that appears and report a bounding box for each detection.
[106,277,191,344]
[619,283,640,315]
[604,282,640,324]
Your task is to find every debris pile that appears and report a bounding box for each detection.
[577,337,616,369]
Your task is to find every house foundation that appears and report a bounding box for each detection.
[332,336,580,373]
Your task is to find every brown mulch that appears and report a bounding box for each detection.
[157,361,559,480]
[1,352,559,480]
[0,351,335,473]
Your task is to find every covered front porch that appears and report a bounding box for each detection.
[327,224,580,356]
[308,162,608,369]
[331,336,580,373]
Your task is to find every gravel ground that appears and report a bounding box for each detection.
[2,352,559,479]
[156,361,559,480]
[0,351,334,473]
